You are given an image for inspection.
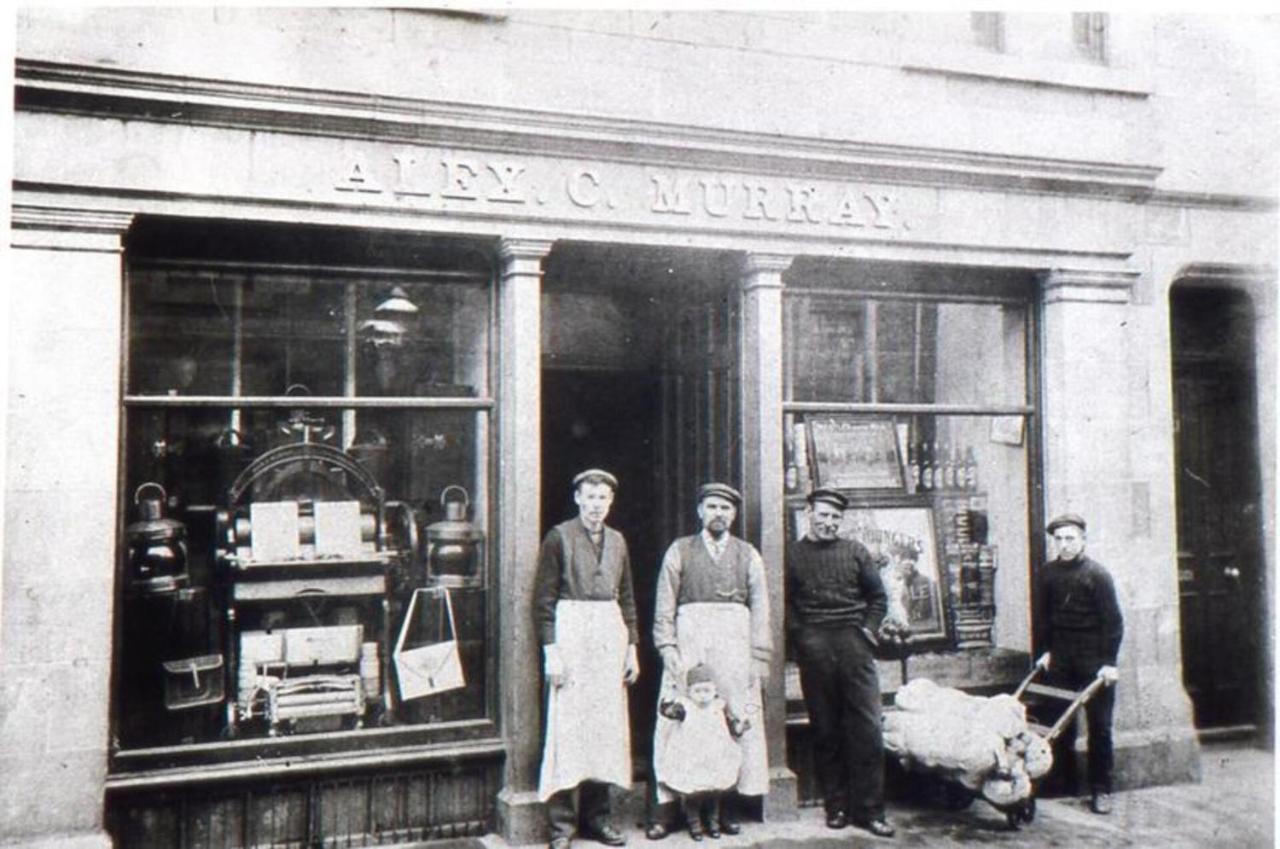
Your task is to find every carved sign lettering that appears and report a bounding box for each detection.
[333,152,911,231]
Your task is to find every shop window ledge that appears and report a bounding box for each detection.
[108,720,502,789]
[785,646,1031,726]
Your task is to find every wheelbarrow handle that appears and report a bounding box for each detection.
[1044,675,1109,741]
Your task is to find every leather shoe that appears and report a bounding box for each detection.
[705,823,720,840]
[1090,793,1113,815]
[854,818,895,838]
[583,824,626,846]
[549,838,571,849]
[825,811,848,830]
[717,818,740,836]
[644,824,668,841]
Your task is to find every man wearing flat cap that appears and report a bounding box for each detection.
[533,469,641,849]
[1033,512,1123,815]
[649,482,770,838]
[785,488,894,838]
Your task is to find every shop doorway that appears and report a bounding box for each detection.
[1170,284,1265,733]
[540,244,740,773]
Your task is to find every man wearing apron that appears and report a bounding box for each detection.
[650,482,771,838]
[533,469,641,849]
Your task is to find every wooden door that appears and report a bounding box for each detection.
[1171,286,1263,730]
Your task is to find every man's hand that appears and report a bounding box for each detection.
[1034,652,1052,671]
[1098,665,1119,685]
[751,658,770,684]
[659,647,683,679]
[543,644,568,688]
[624,644,640,686]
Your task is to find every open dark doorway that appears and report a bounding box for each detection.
[1171,284,1265,734]
[540,243,741,775]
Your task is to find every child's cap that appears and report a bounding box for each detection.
[686,664,714,687]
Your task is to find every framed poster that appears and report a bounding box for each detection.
[806,415,905,492]
[792,503,948,646]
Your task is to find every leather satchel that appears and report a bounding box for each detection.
[394,587,466,700]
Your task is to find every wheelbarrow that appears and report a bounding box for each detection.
[884,645,1112,829]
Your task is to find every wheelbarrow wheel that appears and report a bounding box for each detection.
[1004,799,1035,829]
[943,783,976,810]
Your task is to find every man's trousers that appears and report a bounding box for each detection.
[1046,656,1116,795]
[546,781,612,840]
[792,625,885,821]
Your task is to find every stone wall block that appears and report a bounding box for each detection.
[0,750,107,837]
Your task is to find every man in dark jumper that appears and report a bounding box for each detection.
[785,488,894,839]
[1033,512,1123,815]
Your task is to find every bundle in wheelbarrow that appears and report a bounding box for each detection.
[882,667,1110,828]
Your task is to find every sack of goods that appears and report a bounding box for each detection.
[883,678,1052,804]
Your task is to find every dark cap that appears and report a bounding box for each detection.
[806,488,849,511]
[573,468,618,491]
[1046,512,1086,534]
[697,482,742,506]
[686,663,714,687]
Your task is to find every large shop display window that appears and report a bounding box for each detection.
[782,262,1035,656]
[115,222,496,765]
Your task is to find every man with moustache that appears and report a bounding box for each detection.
[785,488,894,838]
[649,483,770,838]
[1034,513,1122,815]
[533,469,641,849]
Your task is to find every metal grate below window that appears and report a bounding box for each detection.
[107,759,501,848]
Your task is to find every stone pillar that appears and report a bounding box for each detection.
[3,207,134,848]
[737,253,798,820]
[494,237,553,844]
[1040,267,1200,789]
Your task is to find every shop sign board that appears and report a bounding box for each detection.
[330,147,927,236]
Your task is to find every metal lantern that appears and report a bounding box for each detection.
[424,485,485,588]
[126,482,190,595]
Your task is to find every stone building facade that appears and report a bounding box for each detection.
[4,10,1276,848]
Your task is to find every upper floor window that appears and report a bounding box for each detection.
[1072,12,1109,63]
[971,12,1005,52]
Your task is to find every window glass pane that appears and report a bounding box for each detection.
[128,269,238,396]
[128,270,490,399]
[783,412,1031,654]
[785,295,869,402]
[784,294,1027,406]
[239,275,347,397]
[355,279,489,398]
[119,407,490,749]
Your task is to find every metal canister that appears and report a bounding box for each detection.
[424,485,485,588]
[126,482,189,594]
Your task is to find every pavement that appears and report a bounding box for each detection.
[490,740,1274,849]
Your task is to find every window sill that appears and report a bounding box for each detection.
[786,646,1031,726]
[899,46,1151,98]
[107,718,502,789]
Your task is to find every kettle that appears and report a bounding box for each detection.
[126,482,190,595]
[424,485,485,588]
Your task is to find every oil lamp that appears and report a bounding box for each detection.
[424,485,485,588]
[125,483,190,595]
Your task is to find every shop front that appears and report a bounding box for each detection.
[7,12,1276,849]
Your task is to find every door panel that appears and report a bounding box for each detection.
[1172,287,1262,729]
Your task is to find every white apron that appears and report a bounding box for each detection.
[538,600,632,800]
[653,602,766,800]
[658,696,742,795]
